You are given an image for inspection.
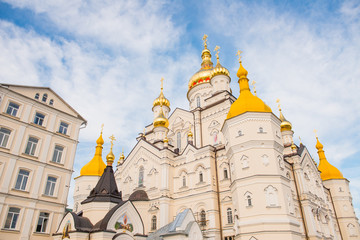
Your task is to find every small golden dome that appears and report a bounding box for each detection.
[211,46,230,79]
[188,130,193,138]
[106,150,115,165]
[279,110,292,132]
[153,78,170,109]
[118,151,125,165]
[316,137,344,181]
[80,132,106,176]
[226,55,271,119]
[153,106,169,128]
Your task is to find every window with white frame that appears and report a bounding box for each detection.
[200,210,206,226]
[6,102,19,117]
[138,166,144,187]
[224,168,228,179]
[42,93,48,102]
[35,93,39,100]
[34,112,45,126]
[36,212,49,233]
[58,122,68,135]
[199,172,203,182]
[52,145,64,163]
[245,192,253,207]
[177,132,181,150]
[151,215,157,230]
[15,169,30,191]
[49,99,54,105]
[0,127,11,147]
[4,207,20,229]
[25,137,38,156]
[227,208,233,224]
[44,176,57,196]
[196,96,201,108]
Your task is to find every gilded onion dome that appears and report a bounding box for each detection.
[188,35,214,91]
[153,78,170,109]
[226,52,272,119]
[210,46,230,79]
[80,131,106,176]
[153,106,169,128]
[316,137,344,181]
[106,135,116,166]
[277,102,292,132]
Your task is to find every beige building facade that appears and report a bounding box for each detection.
[0,84,86,240]
[61,38,360,240]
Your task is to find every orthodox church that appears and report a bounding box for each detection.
[54,36,360,240]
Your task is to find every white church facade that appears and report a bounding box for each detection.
[54,36,360,240]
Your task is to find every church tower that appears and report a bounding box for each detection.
[222,53,301,239]
[73,128,106,213]
[316,137,360,239]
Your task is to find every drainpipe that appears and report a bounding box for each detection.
[214,147,223,239]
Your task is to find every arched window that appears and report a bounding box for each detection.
[35,93,39,100]
[151,216,157,230]
[259,127,263,133]
[196,96,201,108]
[199,172,203,182]
[49,99,54,105]
[227,208,233,224]
[238,130,243,136]
[138,166,144,187]
[224,168,228,179]
[177,132,181,150]
[182,176,186,187]
[200,210,206,226]
[247,195,252,206]
[42,93,48,102]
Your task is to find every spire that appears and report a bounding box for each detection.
[153,77,170,109]
[106,135,116,166]
[315,132,344,181]
[276,99,292,132]
[226,51,272,119]
[201,34,213,70]
[80,125,106,176]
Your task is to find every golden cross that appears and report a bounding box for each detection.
[236,50,242,62]
[100,123,104,134]
[109,134,116,149]
[276,99,281,110]
[202,34,208,48]
[214,46,220,59]
[160,77,164,91]
[313,129,318,138]
[299,136,302,144]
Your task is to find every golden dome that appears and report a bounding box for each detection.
[226,57,272,119]
[279,110,292,132]
[316,137,344,181]
[118,151,125,165]
[210,46,230,79]
[106,150,115,166]
[153,106,169,128]
[188,36,214,91]
[153,78,170,109]
[80,133,106,176]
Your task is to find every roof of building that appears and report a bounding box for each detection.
[129,190,150,201]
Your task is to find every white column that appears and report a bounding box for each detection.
[20,203,35,240]
[194,110,201,147]
[39,135,52,163]
[11,125,26,155]
[31,165,45,198]
[0,157,16,192]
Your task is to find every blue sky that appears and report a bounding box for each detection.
[1,0,359,216]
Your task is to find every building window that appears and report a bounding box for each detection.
[6,102,19,117]
[259,127,264,133]
[138,166,144,187]
[4,207,20,229]
[182,176,186,187]
[42,93,48,102]
[15,169,30,191]
[52,145,64,163]
[25,137,38,156]
[200,210,206,226]
[247,195,252,206]
[224,168,228,179]
[227,208,233,224]
[238,130,243,136]
[199,172,203,182]
[49,99,54,105]
[36,212,49,233]
[44,176,57,196]
[177,132,181,150]
[34,112,45,126]
[0,127,11,147]
[35,93,40,100]
[196,96,200,108]
[151,215,157,230]
[58,122,68,135]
